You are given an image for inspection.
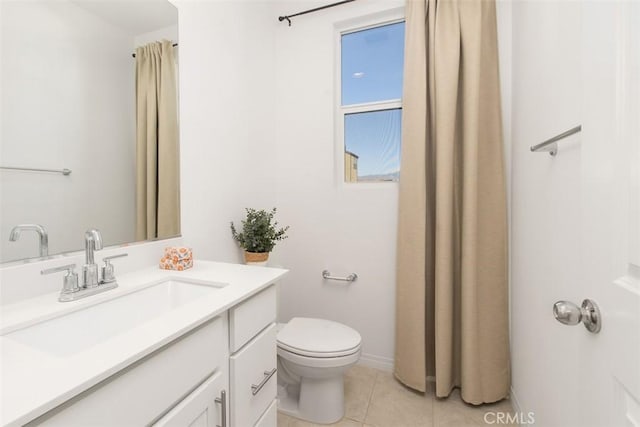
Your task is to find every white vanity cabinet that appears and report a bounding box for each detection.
[154,284,279,427]
[26,283,278,427]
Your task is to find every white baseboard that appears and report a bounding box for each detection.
[358,353,394,372]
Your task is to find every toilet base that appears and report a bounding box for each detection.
[277,376,344,424]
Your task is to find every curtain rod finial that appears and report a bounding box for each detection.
[278,15,292,26]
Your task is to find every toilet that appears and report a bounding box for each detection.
[277,317,362,424]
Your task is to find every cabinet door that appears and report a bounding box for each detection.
[154,370,227,427]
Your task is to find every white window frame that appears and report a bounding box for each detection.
[334,9,405,187]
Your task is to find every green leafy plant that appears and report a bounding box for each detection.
[230,208,289,253]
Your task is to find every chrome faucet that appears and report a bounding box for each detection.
[41,229,128,302]
[9,224,49,257]
[83,229,103,288]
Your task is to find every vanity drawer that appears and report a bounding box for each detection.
[30,316,228,427]
[254,399,277,427]
[230,323,277,427]
[229,285,276,352]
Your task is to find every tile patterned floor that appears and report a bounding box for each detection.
[277,365,516,427]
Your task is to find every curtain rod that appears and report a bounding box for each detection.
[278,0,356,26]
[132,43,178,58]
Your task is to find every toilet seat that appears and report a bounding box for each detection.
[277,317,362,359]
[278,344,361,369]
[278,341,361,358]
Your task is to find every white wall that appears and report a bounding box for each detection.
[272,0,403,370]
[177,0,277,263]
[509,1,583,424]
[0,1,135,262]
[134,24,178,48]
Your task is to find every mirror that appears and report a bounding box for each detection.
[0,0,180,264]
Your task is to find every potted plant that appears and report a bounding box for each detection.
[230,208,289,265]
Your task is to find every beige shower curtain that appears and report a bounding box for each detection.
[135,40,180,241]
[394,0,510,404]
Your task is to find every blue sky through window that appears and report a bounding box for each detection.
[345,109,401,179]
[341,21,404,181]
[341,22,405,106]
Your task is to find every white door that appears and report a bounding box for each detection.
[153,371,227,427]
[574,2,640,426]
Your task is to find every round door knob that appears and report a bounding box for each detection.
[553,301,582,325]
[553,299,601,333]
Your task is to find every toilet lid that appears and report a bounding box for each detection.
[277,317,361,357]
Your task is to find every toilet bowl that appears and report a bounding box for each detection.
[277,317,362,424]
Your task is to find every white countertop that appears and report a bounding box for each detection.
[0,261,288,426]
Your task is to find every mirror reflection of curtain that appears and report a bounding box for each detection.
[135,40,180,241]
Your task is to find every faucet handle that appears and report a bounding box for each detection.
[41,263,76,275]
[42,264,79,295]
[101,253,128,284]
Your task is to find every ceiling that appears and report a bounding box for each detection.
[71,0,177,35]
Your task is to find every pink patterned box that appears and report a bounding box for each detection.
[160,246,193,271]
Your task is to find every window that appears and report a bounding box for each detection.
[340,21,405,183]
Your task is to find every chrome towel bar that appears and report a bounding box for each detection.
[1,166,72,175]
[322,270,358,282]
[530,125,582,156]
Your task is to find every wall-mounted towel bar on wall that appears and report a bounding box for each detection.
[1,166,72,175]
[322,270,358,282]
[530,125,582,156]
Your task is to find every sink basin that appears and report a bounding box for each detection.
[4,278,227,357]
